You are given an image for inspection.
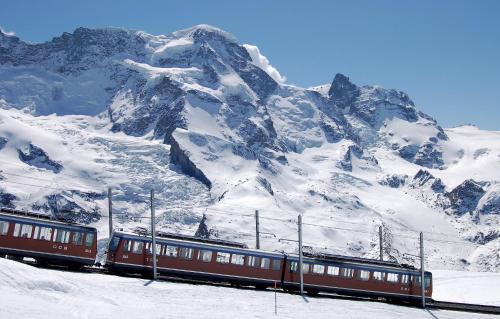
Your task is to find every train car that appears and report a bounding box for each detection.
[106,230,284,287]
[106,230,432,302]
[0,207,97,268]
[284,252,432,302]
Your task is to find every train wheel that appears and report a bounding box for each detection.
[0,254,6,259]
[255,284,268,290]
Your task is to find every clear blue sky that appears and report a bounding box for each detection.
[1,0,499,130]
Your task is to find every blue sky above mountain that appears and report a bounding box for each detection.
[1,0,499,130]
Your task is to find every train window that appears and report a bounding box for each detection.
[165,245,178,257]
[231,254,245,265]
[327,266,340,276]
[35,227,53,241]
[271,259,281,271]
[216,252,230,264]
[373,271,385,281]
[109,237,120,251]
[415,276,431,288]
[179,247,194,260]
[425,276,431,288]
[260,258,270,269]
[302,264,310,274]
[151,244,161,255]
[132,241,144,254]
[198,250,213,262]
[71,232,83,245]
[13,224,33,238]
[123,240,132,252]
[0,221,9,235]
[387,273,399,283]
[401,274,410,285]
[13,223,21,237]
[247,256,260,268]
[312,264,325,275]
[21,224,33,238]
[145,242,160,255]
[85,233,94,247]
[55,229,70,243]
[340,268,354,278]
[158,245,166,255]
[289,261,298,272]
[358,270,370,281]
[33,226,40,239]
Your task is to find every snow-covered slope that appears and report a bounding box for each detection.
[0,25,499,271]
[0,258,498,319]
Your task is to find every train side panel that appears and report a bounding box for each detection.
[105,231,432,302]
[0,213,97,266]
[107,234,282,286]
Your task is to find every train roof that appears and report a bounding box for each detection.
[131,227,248,249]
[303,252,417,271]
[0,207,96,231]
[113,230,284,258]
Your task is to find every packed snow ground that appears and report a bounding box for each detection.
[0,258,498,319]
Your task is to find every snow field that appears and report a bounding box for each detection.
[0,258,499,319]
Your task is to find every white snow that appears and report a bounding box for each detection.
[0,258,497,319]
[431,270,500,306]
[433,126,500,188]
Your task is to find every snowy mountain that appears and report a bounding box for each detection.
[0,25,499,271]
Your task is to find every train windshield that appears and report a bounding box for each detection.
[109,237,120,252]
[416,275,432,288]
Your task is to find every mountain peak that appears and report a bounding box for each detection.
[0,27,16,38]
[328,73,359,108]
[173,24,236,43]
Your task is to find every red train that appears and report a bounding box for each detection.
[0,207,432,303]
[0,208,97,268]
[106,230,433,302]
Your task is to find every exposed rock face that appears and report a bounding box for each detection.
[338,144,363,171]
[170,134,212,188]
[414,142,444,169]
[0,136,7,150]
[17,143,63,173]
[256,176,274,196]
[468,230,500,245]
[478,184,500,215]
[378,174,407,188]
[446,179,486,215]
[338,144,378,172]
[411,169,446,193]
[31,191,102,224]
[194,214,210,238]
[0,190,17,208]
[328,73,360,110]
